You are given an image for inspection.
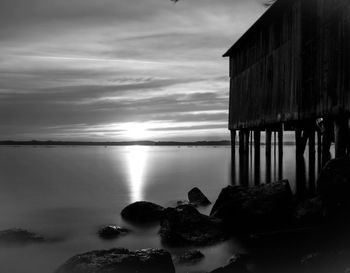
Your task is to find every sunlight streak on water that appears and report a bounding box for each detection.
[126,146,149,203]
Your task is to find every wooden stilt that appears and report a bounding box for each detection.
[243,130,250,154]
[239,130,249,187]
[230,130,236,185]
[334,116,348,158]
[322,118,333,166]
[239,130,244,155]
[308,129,316,196]
[254,130,261,185]
[295,127,304,156]
[265,128,272,183]
[317,129,322,173]
[278,125,283,180]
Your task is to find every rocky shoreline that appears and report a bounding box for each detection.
[3,156,350,272]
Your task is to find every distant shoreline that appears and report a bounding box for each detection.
[0,140,297,146]
[0,140,231,146]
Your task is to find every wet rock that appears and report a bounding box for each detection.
[0,228,44,245]
[176,200,190,207]
[210,180,294,232]
[295,196,324,226]
[159,205,227,246]
[300,251,350,273]
[318,156,350,219]
[175,250,204,265]
[209,253,250,273]
[98,225,130,239]
[188,187,211,206]
[121,201,165,223]
[55,248,175,273]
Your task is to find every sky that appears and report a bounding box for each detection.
[0,0,268,141]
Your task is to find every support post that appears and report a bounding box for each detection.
[230,130,236,185]
[322,118,333,166]
[317,129,322,173]
[334,116,348,158]
[308,129,316,195]
[254,130,261,185]
[239,130,244,155]
[278,124,283,180]
[265,128,272,183]
[239,130,249,186]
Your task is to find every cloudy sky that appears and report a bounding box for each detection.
[0,0,267,141]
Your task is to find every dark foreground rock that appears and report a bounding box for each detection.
[210,180,294,232]
[98,225,130,239]
[160,205,227,246]
[209,253,250,273]
[175,250,204,265]
[295,196,323,226]
[0,228,44,245]
[121,201,165,223]
[300,251,350,273]
[56,248,175,273]
[318,156,350,219]
[188,187,211,206]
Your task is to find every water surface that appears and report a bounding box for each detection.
[0,145,324,272]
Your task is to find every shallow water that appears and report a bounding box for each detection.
[0,145,329,273]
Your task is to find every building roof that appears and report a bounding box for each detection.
[223,0,291,57]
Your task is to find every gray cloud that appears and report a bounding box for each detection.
[0,0,266,140]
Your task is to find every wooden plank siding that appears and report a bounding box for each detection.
[225,0,350,130]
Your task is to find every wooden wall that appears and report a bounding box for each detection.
[226,0,350,130]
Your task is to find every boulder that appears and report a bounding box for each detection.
[209,253,250,273]
[295,196,324,226]
[210,180,294,232]
[300,251,350,273]
[55,248,175,273]
[318,156,350,219]
[176,200,190,207]
[98,225,130,239]
[188,187,211,206]
[121,201,165,223]
[159,205,227,246]
[0,228,44,245]
[175,250,204,265]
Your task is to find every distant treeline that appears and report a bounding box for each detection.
[0,140,231,146]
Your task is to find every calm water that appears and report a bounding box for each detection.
[0,145,329,273]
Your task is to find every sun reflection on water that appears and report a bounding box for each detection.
[126,146,149,203]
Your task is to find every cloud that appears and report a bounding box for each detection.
[0,0,266,140]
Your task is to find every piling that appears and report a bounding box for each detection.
[254,130,261,185]
[265,128,272,183]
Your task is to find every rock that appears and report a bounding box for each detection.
[175,250,204,265]
[209,253,250,273]
[300,251,350,273]
[159,205,227,246]
[295,196,324,226]
[176,200,190,206]
[188,187,211,206]
[318,156,350,219]
[98,225,130,239]
[121,201,165,223]
[210,180,294,232]
[0,228,44,245]
[55,248,175,273]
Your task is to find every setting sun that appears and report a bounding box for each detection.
[124,123,149,140]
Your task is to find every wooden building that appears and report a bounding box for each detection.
[224,0,350,169]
